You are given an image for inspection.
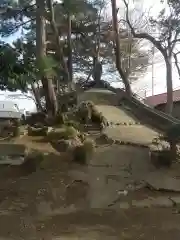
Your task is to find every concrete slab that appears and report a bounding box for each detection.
[114,197,173,209]
[96,105,137,123]
[0,143,26,156]
[132,197,173,208]
[170,196,180,204]
[95,105,158,146]
[145,172,180,192]
[0,143,27,165]
[103,125,158,146]
[0,156,25,165]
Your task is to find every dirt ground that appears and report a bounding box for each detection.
[0,132,180,239]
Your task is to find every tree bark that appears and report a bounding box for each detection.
[173,52,180,79]
[36,0,57,116]
[111,0,132,96]
[46,0,71,88]
[170,140,177,162]
[92,56,102,87]
[67,13,73,82]
[30,83,43,111]
[165,57,173,114]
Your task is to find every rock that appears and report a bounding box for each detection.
[95,134,114,145]
[50,137,82,153]
[149,149,172,168]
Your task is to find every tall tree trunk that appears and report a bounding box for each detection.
[67,13,73,82]
[46,0,71,89]
[111,0,132,96]
[170,140,177,162]
[165,57,173,114]
[36,0,57,116]
[30,83,43,111]
[92,56,102,87]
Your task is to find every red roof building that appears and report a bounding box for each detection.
[144,89,180,107]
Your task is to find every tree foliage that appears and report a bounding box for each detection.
[0,42,28,91]
[0,0,150,113]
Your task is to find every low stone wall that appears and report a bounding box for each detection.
[78,89,119,106]
[123,97,180,132]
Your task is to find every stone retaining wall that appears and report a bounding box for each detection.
[78,89,119,106]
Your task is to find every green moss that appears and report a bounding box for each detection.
[12,126,20,137]
[65,120,81,130]
[47,126,78,141]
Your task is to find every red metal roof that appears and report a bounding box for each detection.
[144,89,180,107]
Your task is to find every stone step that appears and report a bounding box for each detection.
[0,143,27,165]
[0,143,26,156]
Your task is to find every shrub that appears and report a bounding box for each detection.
[47,126,78,141]
[54,113,66,125]
[76,101,95,123]
[83,138,95,155]
[76,100,107,128]
[50,136,82,153]
[27,125,48,136]
[61,126,79,139]
[12,126,20,137]
[72,145,87,164]
[65,120,81,130]
[161,123,180,163]
[78,132,86,142]
[50,139,70,152]
[72,138,95,164]
[22,150,44,173]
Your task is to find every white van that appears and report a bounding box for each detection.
[0,101,21,119]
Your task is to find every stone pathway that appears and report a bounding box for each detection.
[96,105,158,146]
[70,145,151,209]
[96,105,138,124]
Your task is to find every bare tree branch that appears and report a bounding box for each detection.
[173,51,180,79]
[122,0,166,57]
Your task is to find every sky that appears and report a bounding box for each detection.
[0,31,36,111]
[1,0,180,111]
[113,0,180,97]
